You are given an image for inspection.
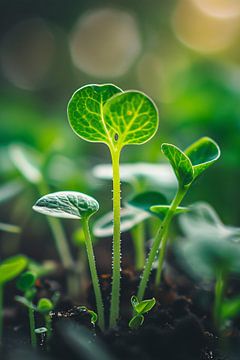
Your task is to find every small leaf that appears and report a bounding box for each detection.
[0,222,21,234]
[0,255,28,285]
[131,295,139,308]
[220,297,240,321]
[93,207,149,238]
[185,137,220,179]
[135,298,156,314]
[150,205,188,220]
[33,191,99,220]
[17,271,36,292]
[15,295,35,310]
[37,298,54,313]
[161,143,194,186]
[68,85,159,151]
[79,306,98,325]
[127,191,167,213]
[129,314,144,329]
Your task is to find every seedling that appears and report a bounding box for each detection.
[37,298,54,341]
[137,137,220,301]
[33,191,105,331]
[16,271,37,347]
[79,306,98,326]
[68,84,159,328]
[129,295,156,330]
[0,255,27,343]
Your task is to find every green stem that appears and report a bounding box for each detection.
[28,307,37,348]
[131,222,145,270]
[81,217,105,331]
[0,285,3,345]
[109,149,121,328]
[45,314,52,341]
[137,186,187,301]
[214,271,225,328]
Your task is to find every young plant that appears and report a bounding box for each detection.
[129,295,156,330]
[37,298,54,341]
[68,84,159,327]
[0,255,27,343]
[33,191,105,331]
[16,271,37,347]
[137,137,220,301]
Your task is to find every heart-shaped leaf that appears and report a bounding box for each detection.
[150,205,188,219]
[134,298,156,314]
[161,143,194,187]
[33,191,99,220]
[93,207,149,238]
[127,191,167,213]
[185,137,220,179]
[0,255,28,285]
[68,85,159,151]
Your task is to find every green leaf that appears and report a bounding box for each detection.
[33,191,99,220]
[129,314,144,329]
[93,207,149,238]
[127,191,167,213]
[9,144,42,184]
[15,295,35,310]
[220,297,240,321]
[135,298,156,314]
[35,327,47,334]
[131,295,139,308]
[0,255,28,285]
[68,84,159,151]
[185,137,220,179]
[150,205,188,220]
[0,222,21,234]
[161,143,194,186]
[79,306,98,325]
[17,271,36,292]
[37,298,54,313]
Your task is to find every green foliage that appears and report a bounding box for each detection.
[16,271,36,292]
[0,255,28,285]
[150,205,188,219]
[33,191,99,220]
[37,298,54,314]
[129,296,156,330]
[220,297,240,321]
[127,191,167,212]
[68,84,158,151]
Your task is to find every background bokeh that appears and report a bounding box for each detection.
[0,0,239,263]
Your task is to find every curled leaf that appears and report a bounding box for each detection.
[129,314,144,330]
[134,298,156,314]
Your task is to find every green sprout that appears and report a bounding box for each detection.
[137,137,220,301]
[32,191,105,331]
[68,84,159,328]
[79,306,98,326]
[16,271,37,347]
[0,255,27,343]
[129,295,156,330]
[37,298,54,341]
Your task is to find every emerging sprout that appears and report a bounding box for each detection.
[68,84,159,328]
[33,191,105,331]
[37,298,54,341]
[129,296,156,330]
[137,137,220,301]
[0,255,27,343]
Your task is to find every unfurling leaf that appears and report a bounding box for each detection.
[134,298,156,314]
[33,191,99,220]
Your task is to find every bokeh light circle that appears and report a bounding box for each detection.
[69,8,142,78]
[192,0,240,19]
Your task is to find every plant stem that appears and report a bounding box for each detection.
[109,149,121,328]
[45,314,52,341]
[81,217,105,331]
[0,285,3,345]
[137,186,187,301]
[214,271,225,328]
[131,222,145,270]
[28,307,37,348]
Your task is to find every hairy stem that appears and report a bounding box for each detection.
[82,217,105,331]
[137,186,187,301]
[131,222,145,270]
[214,271,225,328]
[0,285,3,345]
[109,149,121,328]
[28,308,37,348]
[45,314,52,341]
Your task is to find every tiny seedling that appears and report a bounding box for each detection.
[129,295,156,330]
[33,191,105,331]
[137,137,220,301]
[37,298,54,341]
[0,255,27,343]
[16,271,37,347]
[68,84,159,328]
[79,306,98,326]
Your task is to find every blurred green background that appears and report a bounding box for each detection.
[0,0,240,261]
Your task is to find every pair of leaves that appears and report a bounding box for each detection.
[16,296,54,313]
[129,296,156,330]
[0,255,28,285]
[162,137,220,187]
[68,84,159,152]
[33,191,99,220]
